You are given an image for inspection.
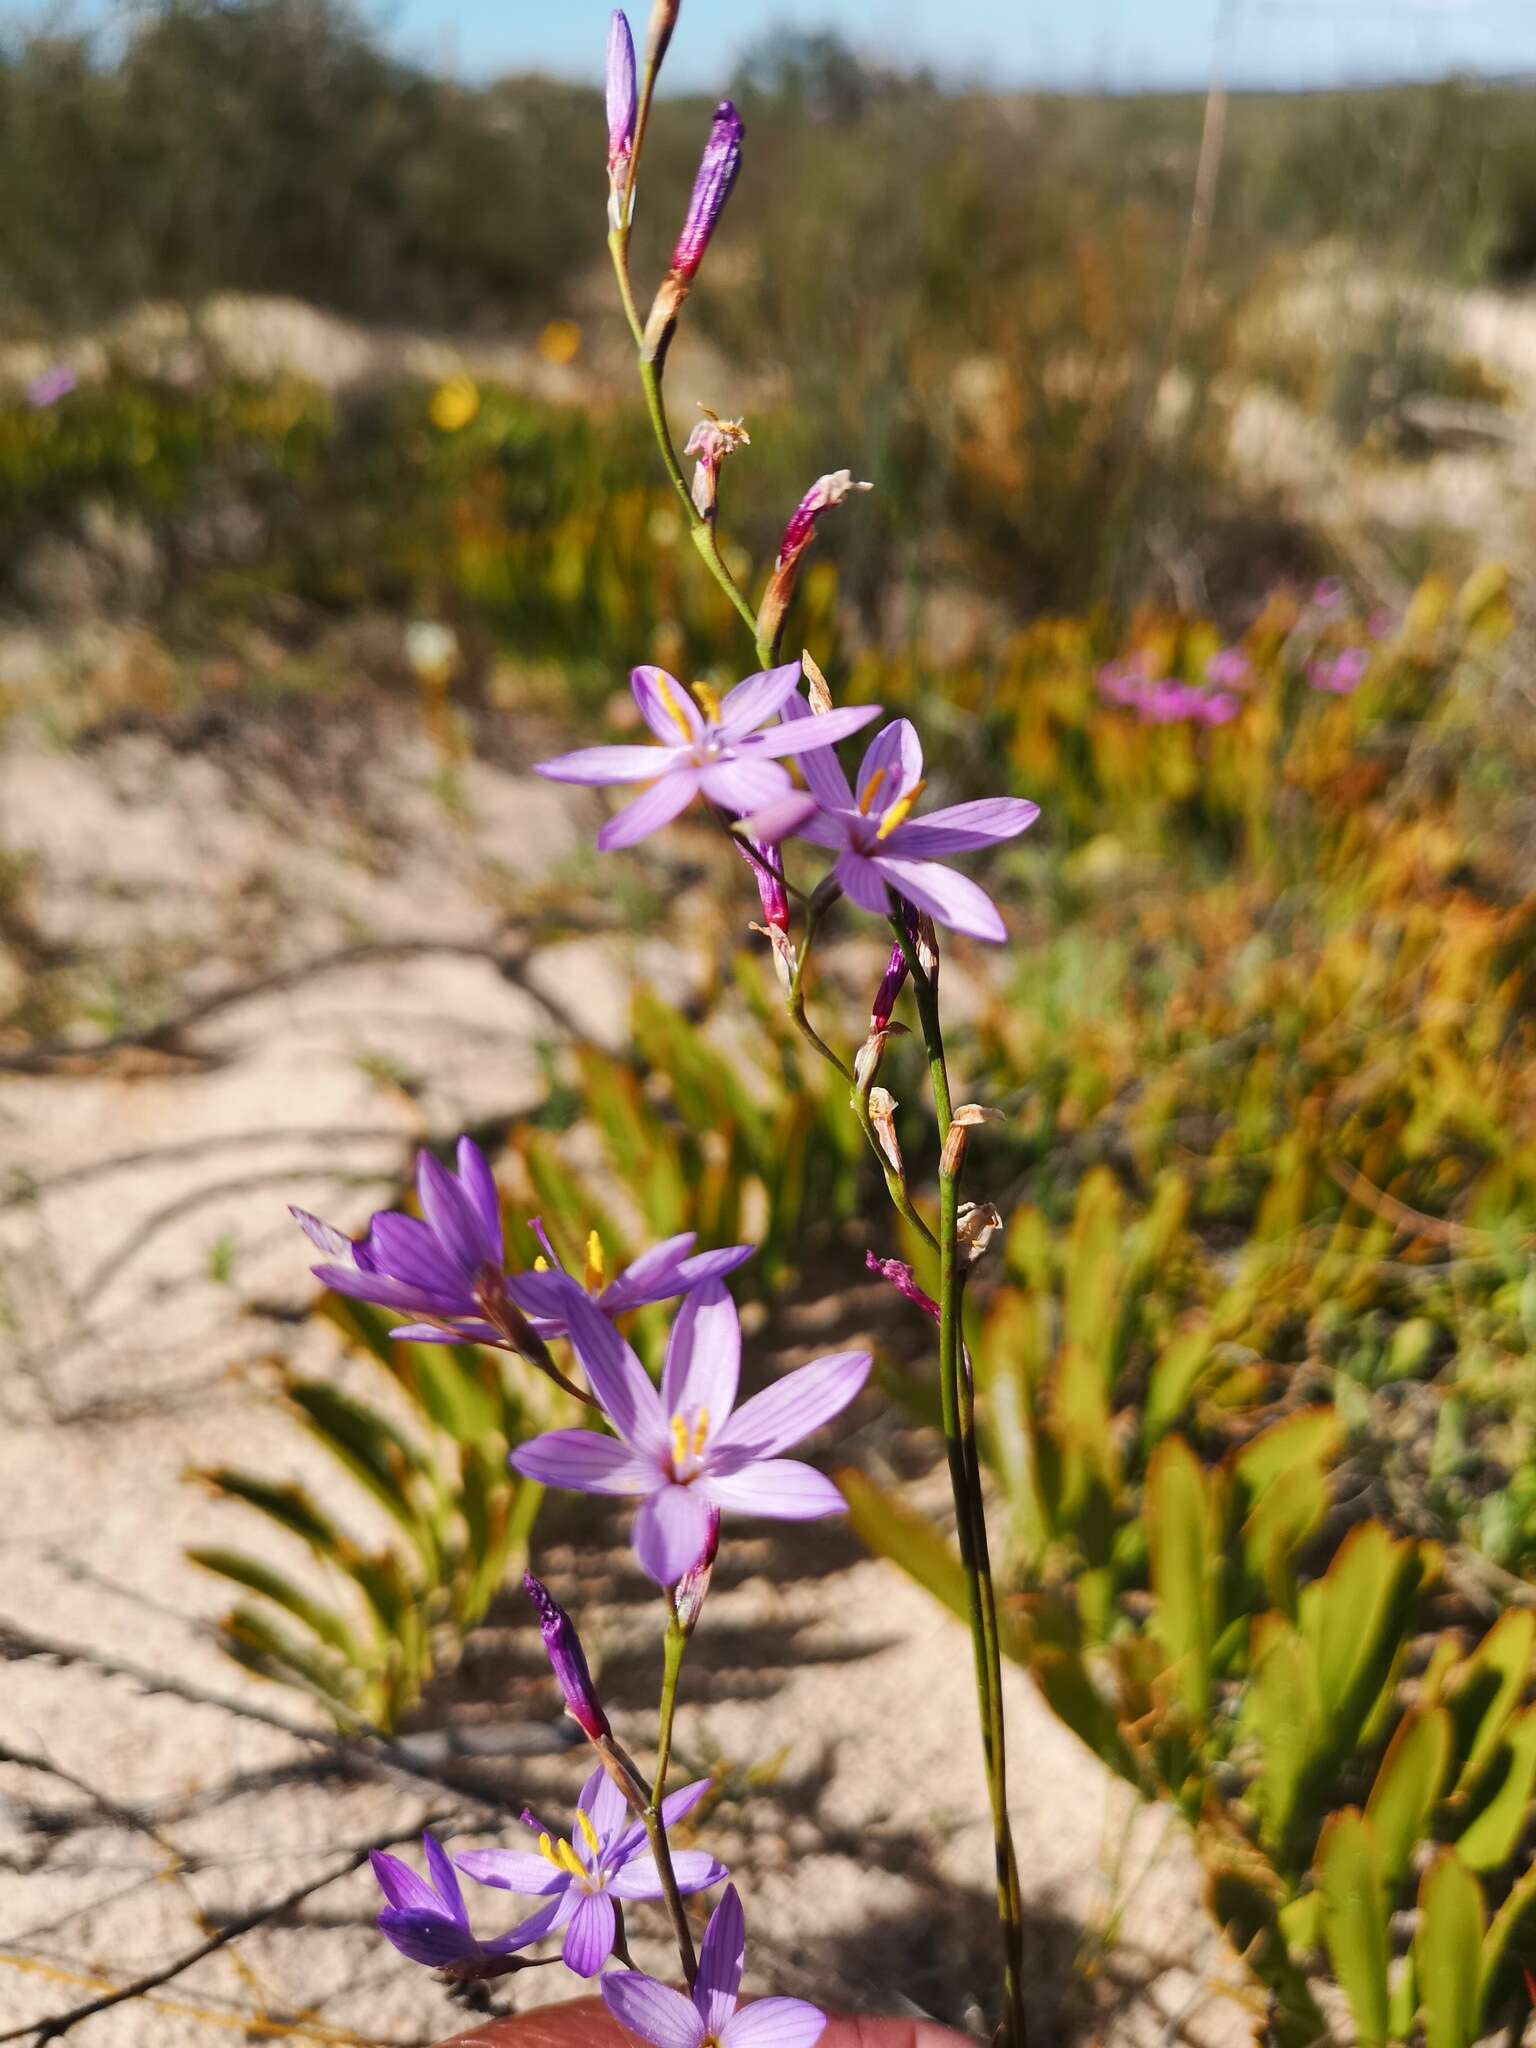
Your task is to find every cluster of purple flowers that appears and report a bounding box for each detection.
[1096,652,1244,728]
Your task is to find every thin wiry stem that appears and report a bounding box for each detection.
[644,1617,698,1988]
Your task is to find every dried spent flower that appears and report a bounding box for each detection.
[756,470,873,652]
[685,406,750,521]
[957,1202,1004,1263]
[866,1087,903,1178]
[524,1572,610,1743]
[673,1506,721,1634]
[865,1250,939,1322]
[801,648,835,715]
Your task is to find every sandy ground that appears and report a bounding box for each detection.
[0,692,1247,2048]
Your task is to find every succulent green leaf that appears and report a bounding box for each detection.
[1455,1708,1536,1871]
[1146,1436,1215,1724]
[1447,1608,1535,1797]
[1415,1850,1485,2048]
[1365,1706,1452,1889]
[1316,1810,1391,2048]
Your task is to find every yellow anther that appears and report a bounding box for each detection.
[691,680,722,723]
[533,1254,551,1272]
[858,766,887,816]
[654,673,697,741]
[576,1809,601,1857]
[671,1415,691,1468]
[584,1229,606,1292]
[538,1832,561,1867]
[875,780,926,840]
[556,1839,585,1878]
[691,1409,710,1457]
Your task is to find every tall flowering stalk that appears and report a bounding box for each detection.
[592,16,1033,2043]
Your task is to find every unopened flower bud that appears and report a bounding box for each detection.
[674,1508,720,1634]
[756,470,873,651]
[736,835,787,930]
[524,1572,610,1742]
[672,102,743,281]
[752,921,797,993]
[605,12,637,229]
[867,1087,903,1178]
[684,406,750,522]
[957,1202,1003,1264]
[865,1250,938,1322]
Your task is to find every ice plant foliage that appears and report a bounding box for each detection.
[534,660,880,849]
[511,1278,871,1586]
[604,1888,827,2048]
[456,1767,725,1979]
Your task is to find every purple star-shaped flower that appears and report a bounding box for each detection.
[779,703,1039,943]
[504,1219,753,1337]
[603,1885,826,2048]
[456,1765,724,1979]
[510,1278,870,1586]
[292,1137,525,1349]
[534,662,880,850]
[370,1832,561,1980]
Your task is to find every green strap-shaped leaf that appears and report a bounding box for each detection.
[188,1547,366,1665]
[287,1380,442,1574]
[1446,1608,1535,1797]
[1456,1708,1536,1872]
[1243,1614,1320,1857]
[1415,1851,1485,2048]
[1316,1810,1391,2048]
[1366,1707,1452,1890]
[1304,1521,1423,1765]
[190,1467,352,1562]
[1142,1327,1215,1447]
[1479,1861,1536,2025]
[1146,1436,1215,1724]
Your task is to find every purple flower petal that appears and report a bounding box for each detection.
[662,1280,741,1426]
[416,1151,492,1276]
[370,1212,467,1293]
[594,1232,695,1313]
[485,1894,569,1954]
[537,744,680,786]
[454,1849,568,1896]
[712,1349,870,1462]
[370,1849,441,1916]
[290,1207,354,1260]
[503,1267,574,1321]
[633,1483,715,1587]
[738,792,820,844]
[857,719,923,809]
[580,1762,631,1844]
[747,702,882,757]
[376,1907,478,1967]
[779,696,854,809]
[561,1285,669,1453]
[695,1885,746,2034]
[389,1319,502,1345]
[871,854,1006,942]
[673,1245,756,1290]
[704,1459,848,1519]
[456,1138,504,1262]
[610,1849,727,1899]
[423,1832,469,1927]
[562,1888,617,1978]
[698,756,794,814]
[312,1263,466,1315]
[716,661,804,735]
[510,1430,658,1495]
[833,851,894,914]
[721,2000,828,2048]
[611,1778,715,1866]
[633,666,704,744]
[597,769,702,850]
[604,1971,708,2048]
[885,797,1040,858]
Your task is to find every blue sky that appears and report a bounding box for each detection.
[386,0,1536,92]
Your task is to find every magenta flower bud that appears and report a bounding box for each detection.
[736,837,788,930]
[524,1571,611,1742]
[606,11,637,228]
[865,1250,938,1323]
[672,101,744,281]
[757,469,873,651]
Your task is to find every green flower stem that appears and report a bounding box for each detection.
[895,915,1027,2048]
[645,1615,698,1988]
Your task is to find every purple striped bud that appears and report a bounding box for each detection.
[871,942,909,1031]
[673,1507,720,1635]
[672,101,744,281]
[606,12,638,229]
[524,1571,610,1743]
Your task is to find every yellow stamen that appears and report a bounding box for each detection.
[576,1809,601,1857]
[556,1839,585,1878]
[538,1833,560,1867]
[671,1415,691,1468]
[533,1254,550,1273]
[653,673,697,741]
[691,680,722,723]
[858,766,887,816]
[691,1409,710,1457]
[584,1229,605,1292]
[876,780,926,840]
